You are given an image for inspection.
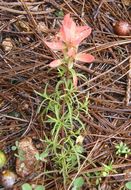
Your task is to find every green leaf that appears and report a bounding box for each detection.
[35,153,40,160]
[69,68,77,87]
[11,146,17,151]
[40,151,48,160]
[0,151,6,168]
[22,183,32,190]
[73,176,84,188]
[35,185,45,190]
[55,10,64,17]
[75,145,84,154]
[125,182,131,189]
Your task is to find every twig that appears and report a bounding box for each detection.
[86,39,131,53]
[0,114,28,122]
[78,56,130,93]
[0,5,54,15]
[94,0,105,19]
[0,1,44,6]
[126,56,131,106]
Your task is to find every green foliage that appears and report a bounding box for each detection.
[11,141,25,161]
[11,141,19,151]
[36,15,92,185]
[35,185,45,190]
[115,142,131,157]
[125,182,131,190]
[86,162,116,186]
[36,75,89,184]
[86,171,102,186]
[55,10,64,17]
[0,150,6,168]
[22,183,45,190]
[102,163,116,177]
[72,176,85,190]
[35,150,49,162]
[22,183,32,190]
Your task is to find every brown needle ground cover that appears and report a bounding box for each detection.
[0,0,131,190]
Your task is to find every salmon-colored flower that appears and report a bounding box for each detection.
[45,14,94,68]
[59,14,92,47]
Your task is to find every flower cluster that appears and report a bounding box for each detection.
[45,14,94,68]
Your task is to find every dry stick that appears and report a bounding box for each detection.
[77,39,131,92]
[78,163,131,176]
[0,0,60,11]
[94,0,105,19]
[63,0,88,25]
[78,56,130,94]
[0,1,44,6]
[126,56,131,106]
[81,0,85,17]
[0,114,28,122]
[0,5,54,14]
[0,0,59,7]
[86,39,131,53]
[19,0,37,28]
[22,112,33,136]
[19,0,56,58]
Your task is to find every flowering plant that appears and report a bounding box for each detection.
[37,14,95,183]
[45,14,94,87]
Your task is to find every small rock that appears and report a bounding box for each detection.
[1,170,17,189]
[2,38,13,52]
[15,137,40,178]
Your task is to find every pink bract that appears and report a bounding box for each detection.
[49,59,62,68]
[45,13,94,67]
[76,53,95,63]
[59,14,92,46]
